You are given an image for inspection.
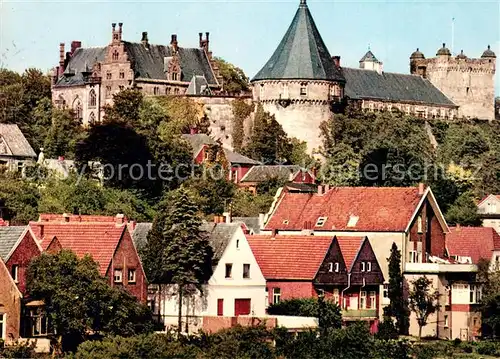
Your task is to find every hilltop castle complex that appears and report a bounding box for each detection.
[51,0,496,153]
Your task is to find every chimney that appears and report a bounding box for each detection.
[324,184,330,193]
[199,32,203,48]
[128,220,137,232]
[115,213,125,225]
[141,32,149,48]
[170,34,178,52]
[332,56,341,68]
[223,211,231,223]
[258,213,265,229]
[118,22,123,34]
[318,185,324,195]
[271,228,278,237]
[456,223,461,231]
[418,183,425,195]
[112,23,122,43]
[58,43,65,76]
[70,41,81,56]
[62,213,70,223]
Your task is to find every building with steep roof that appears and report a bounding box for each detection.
[446,226,500,265]
[477,194,500,234]
[0,124,36,172]
[51,25,221,126]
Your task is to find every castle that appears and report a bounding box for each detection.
[51,0,496,153]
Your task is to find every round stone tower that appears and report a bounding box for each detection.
[251,0,345,155]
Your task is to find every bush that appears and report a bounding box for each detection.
[0,340,37,359]
[476,340,500,356]
[375,318,399,340]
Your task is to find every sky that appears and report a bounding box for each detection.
[1,0,499,94]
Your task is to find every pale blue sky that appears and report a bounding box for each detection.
[1,0,499,94]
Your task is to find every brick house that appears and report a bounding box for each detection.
[0,256,22,343]
[239,165,316,194]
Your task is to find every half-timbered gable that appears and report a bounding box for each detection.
[315,237,348,286]
[349,238,384,286]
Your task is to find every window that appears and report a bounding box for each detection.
[153,86,160,95]
[243,264,250,278]
[333,289,340,304]
[470,285,482,304]
[361,262,366,272]
[11,264,19,283]
[119,85,124,91]
[444,315,449,328]
[166,87,171,95]
[300,85,307,96]
[0,313,4,340]
[417,216,423,233]
[259,84,264,98]
[119,71,125,79]
[466,87,470,94]
[128,269,136,283]
[383,284,389,298]
[172,72,178,81]
[360,291,367,309]
[367,262,372,272]
[273,288,281,304]
[89,89,97,108]
[409,250,419,263]
[369,291,376,309]
[225,263,232,278]
[328,262,334,272]
[174,88,180,95]
[88,112,96,125]
[335,262,339,272]
[114,269,123,283]
[25,307,48,337]
[112,50,119,61]
[315,217,327,227]
[106,72,112,80]
[282,83,289,98]
[265,287,269,308]
[106,86,112,98]
[236,239,240,249]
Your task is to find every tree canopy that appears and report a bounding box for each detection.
[212,57,250,96]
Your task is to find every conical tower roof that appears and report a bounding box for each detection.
[252,0,345,82]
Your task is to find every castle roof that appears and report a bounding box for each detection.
[410,48,425,60]
[482,45,496,58]
[456,50,467,59]
[436,43,451,56]
[251,0,345,83]
[359,50,379,63]
[54,41,218,87]
[342,68,457,107]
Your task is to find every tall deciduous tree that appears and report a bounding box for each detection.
[212,57,250,95]
[445,191,482,226]
[44,108,85,159]
[477,258,500,338]
[408,276,440,340]
[26,250,153,353]
[141,188,213,334]
[384,243,410,335]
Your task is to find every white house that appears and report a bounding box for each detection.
[478,194,500,234]
[149,221,267,332]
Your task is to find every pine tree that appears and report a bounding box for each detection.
[384,242,410,335]
[141,188,213,334]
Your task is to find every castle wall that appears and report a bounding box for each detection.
[361,99,458,119]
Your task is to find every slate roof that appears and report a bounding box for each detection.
[0,226,26,261]
[132,223,153,250]
[252,1,345,82]
[240,165,308,183]
[0,124,36,158]
[30,222,126,275]
[200,222,243,262]
[233,217,261,234]
[265,186,424,232]
[482,45,496,58]
[182,134,260,165]
[336,236,365,271]
[187,75,213,95]
[360,50,379,63]
[446,226,500,264]
[54,47,106,87]
[123,42,217,84]
[247,235,333,280]
[342,68,456,107]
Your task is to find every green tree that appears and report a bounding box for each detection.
[477,258,500,338]
[445,191,482,226]
[26,250,153,352]
[230,190,274,217]
[231,99,253,152]
[243,104,292,164]
[408,276,440,340]
[44,108,85,159]
[384,243,410,335]
[0,171,40,224]
[141,188,213,334]
[103,89,144,126]
[213,57,250,95]
[289,137,317,168]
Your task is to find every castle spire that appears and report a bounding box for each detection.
[300,0,307,6]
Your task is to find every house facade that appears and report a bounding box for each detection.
[239,165,316,194]
[478,194,500,233]
[0,257,22,343]
[0,124,37,173]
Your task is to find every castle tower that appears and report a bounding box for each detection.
[251,0,345,154]
[359,49,383,73]
[410,43,496,121]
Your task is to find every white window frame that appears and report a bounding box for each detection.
[417,216,423,233]
[328,262,334,272]
[335,262,339,272]
[444,315,449,328]
[0,313,5,340]
[360,291,367,309]
[11,264,19,283]
[243,263,250,279]
[383,283,389,298]
[333,289,340,305]
[367,262,372,272]
[369,291,376,309]
[114,269,123,283]
[361,262,366,272]
[128,268,136,283]
[273,288,281,304]
[300,85,308,96]
[315,217,327,227]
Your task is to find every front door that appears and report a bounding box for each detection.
[234,299,251,316]
[217,299,223,316]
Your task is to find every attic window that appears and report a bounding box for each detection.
[347,215,359,228]
[282,220,289,225]
[315,217,327,227]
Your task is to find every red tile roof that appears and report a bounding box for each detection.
[336,237,365,270]
[265,187,424,232]
[247,235,333,280]
[29,222,125,275]
[446,226,500,264]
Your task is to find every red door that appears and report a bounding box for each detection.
[217,299,224,316]
[234,299,251,316]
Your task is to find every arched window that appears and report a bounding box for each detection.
[174,88,180,95]
[112,50,119,61]
[153,87,160,95]
[89,89,97,108]
[57,95,66,108]
[73,98,82,119]
[88,112,96,125]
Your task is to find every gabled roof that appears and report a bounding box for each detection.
[446,226,500,264]
[359,50,379,63]
[233,217,261,235]
[336,236,365,271]
[0,226,27,261]
[265,186,427,232]
[478,194,500,207]
[38,213,126,223]
[186,75,212,95]
[0,256,22,299]
[54,47,106,87]
[29,222,126,276]
[240,165,310,183]
[201,222,244,262]
[0,124,36,158]
[247,235,333,280]
[252,0,345,82]
[342,68,456,107]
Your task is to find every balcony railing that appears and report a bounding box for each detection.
[342,309,377,319]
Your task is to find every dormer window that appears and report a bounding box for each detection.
[315,217,327,227]
[347,215,359,228]
[283,220,289,225]
[328,262,339,273]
